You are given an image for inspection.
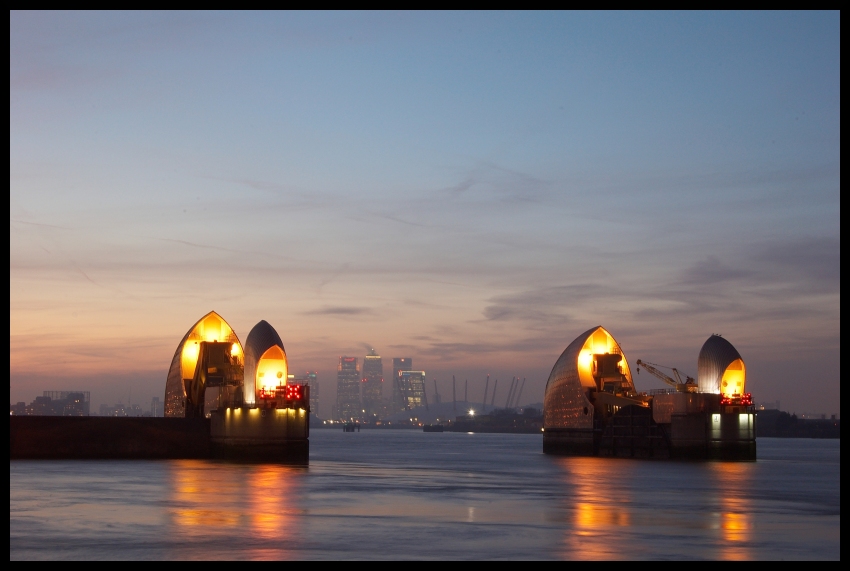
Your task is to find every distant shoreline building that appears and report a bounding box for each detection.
[10,391,90,416]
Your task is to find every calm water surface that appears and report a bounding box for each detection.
[10,431,839,560]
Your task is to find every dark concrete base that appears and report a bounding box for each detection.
[598,405,670,459]
[212,439,309,463]
[208,407,310,463]
[542,428,596,456]
[10,416,312,463]
[544,405,756,461]
[707,440,757,461]
[10,416,211,459]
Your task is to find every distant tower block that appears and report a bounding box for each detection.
[165,311,244,418]
[244,320,288,405]
[697,335,746,398]
[362,349,383,418]
[399,370,426,410]
[337,357,361,421]
[392,358,412,412]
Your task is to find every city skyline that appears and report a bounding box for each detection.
[10,12,840,417]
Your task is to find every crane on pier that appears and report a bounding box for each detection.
[635,360,698,393]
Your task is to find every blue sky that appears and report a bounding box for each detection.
[10,11,840,417]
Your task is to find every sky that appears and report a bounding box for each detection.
[10,11,840,418]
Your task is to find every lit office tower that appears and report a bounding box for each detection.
[362,349,383,419]
[398,370,427,410]
[392,358,412,412]
[289,371,319,418]
[336,357,361,421]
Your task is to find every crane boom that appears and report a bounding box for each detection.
[636,359,697,391]
[636,360,677,387]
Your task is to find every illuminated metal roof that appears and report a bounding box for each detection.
[165,311,243,417]
[697,334,745,395]
[243,320,287,406]
[543,326,634,430]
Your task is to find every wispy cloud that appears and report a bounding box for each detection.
[481,284,613,325]
[681,256,750,285]
[303,306,376,317]
[755,236,839,287]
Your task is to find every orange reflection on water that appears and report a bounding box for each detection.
[168,460,299,557]
[575,502,630,531]
[167,460,303,559]
[558,457,634,560]
[168,460,242,535]
[248,464,300,542]
[708,461,753,560]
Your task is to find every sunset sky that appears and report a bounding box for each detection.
[10,11,839,418]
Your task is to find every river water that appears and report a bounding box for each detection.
[10,431,839,560]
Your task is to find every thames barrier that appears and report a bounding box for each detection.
[10,311,310,462]
[542,326,756,460]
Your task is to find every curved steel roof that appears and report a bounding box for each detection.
[543,325,633,430]
[697,334,743,394]
[164,311,242,417]
[243,320,286,405]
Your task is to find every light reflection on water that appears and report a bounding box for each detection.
[164,461,305,559]
[10,433,839,560]
[708,462,752,560]
[558,457,634,560]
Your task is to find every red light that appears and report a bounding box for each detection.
[285,385,303,400]
[720,393,753,406]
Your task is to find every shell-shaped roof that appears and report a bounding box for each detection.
[164,311,242,417]
[243,320,287,405]
[543,326,633,429]
[697,334,744,394]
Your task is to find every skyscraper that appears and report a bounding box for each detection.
[392,357,412,412]
[362,349,383,419]
[398,370,427,410]
[336,357,361,421]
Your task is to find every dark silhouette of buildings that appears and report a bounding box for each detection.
[9,391,90,416]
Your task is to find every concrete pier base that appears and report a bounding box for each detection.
[543,405,756,461]
[209,406,310,463]
[10,417,211,459]
[542,428,596,456]
[10,407,312,463]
